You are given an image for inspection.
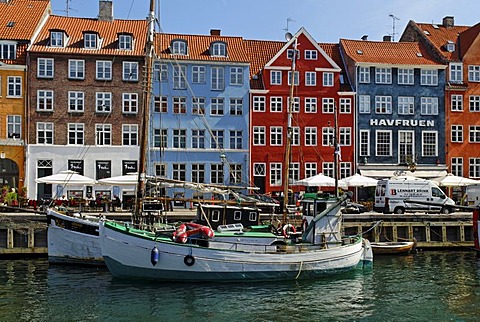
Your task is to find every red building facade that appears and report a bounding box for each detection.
[247,28,355,195]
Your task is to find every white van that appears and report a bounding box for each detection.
[374,177,455,214]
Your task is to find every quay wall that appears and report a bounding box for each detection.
[0,211,474,257]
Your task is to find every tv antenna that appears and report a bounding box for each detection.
[283,18,295,33]
[389,13,400,41]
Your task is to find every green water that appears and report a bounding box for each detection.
[0,251,479,321]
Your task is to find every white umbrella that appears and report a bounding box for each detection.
[35,170,96,185]
[432,173,479,187]
[98,173,142,186]
[341,173,378,187]
[294,173,347,189]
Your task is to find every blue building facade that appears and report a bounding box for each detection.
[340,39,448,178]
[150,32,250,199]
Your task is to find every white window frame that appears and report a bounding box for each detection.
[375,67,392,84]
[122,93,138,114]
[68,123,84,145]
[36,122,53,144]
[375,130,392,156]
[358,66,370,83]
[375,96,392,114]
[96,92,112,113]
[123,61,138,81]
[323,72,334,87]
[451,125,463,143]
[270,70,282,85]
[398,68,414,85]
[68,59,85,79]
[122,124,138,146]
[68,91,84,113]
[7,76,21,97]
[468,65,480,82]
[304,127,317,146]
[422,131,438,157]
[305,71,316,86]
[253,96,266,112]
[37,90,53,111]
[96,60,112,80]
[398,97,414,115]
[37,58,54,78]
[359,95,370,114]
[421,69,438,86]
[96,124,112,146]
[270,126,283,146]
[119,34,133,50]
[450,63,463,83]
[451,94,463,112]
[270,97,283,113]
[420,97,438,115]
[211,66,225,90]
[305,97,317,113]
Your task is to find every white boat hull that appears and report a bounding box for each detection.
[100,221,372,282]
[47,209,103,266]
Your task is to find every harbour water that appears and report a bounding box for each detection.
[0,251,479,321]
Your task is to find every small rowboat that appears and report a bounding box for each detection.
[370,241,416,255]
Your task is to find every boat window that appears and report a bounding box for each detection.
[249,212,257,222]
[233,211,242,221]
[212,210,220,222]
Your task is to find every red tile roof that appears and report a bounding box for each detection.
[0,0,50,40]
[414,23,470,61]
[155,33,250,63]
[244,39,284,89]
[29,15,148,56]
[340,38,442,66]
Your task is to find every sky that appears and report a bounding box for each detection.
[51,0,480,43]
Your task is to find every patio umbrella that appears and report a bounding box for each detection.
[97,173,142,186]
[341,173,378,187]
[294,173,347,189]
[432,173,479,187]
[35,170,96,185]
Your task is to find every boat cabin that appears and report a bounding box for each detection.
[196,204,261,230]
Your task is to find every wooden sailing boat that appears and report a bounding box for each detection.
[99,26,373,282]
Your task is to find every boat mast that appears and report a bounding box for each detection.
[333,102,339,198]
[134,0,156,224]
[283,32,298,223]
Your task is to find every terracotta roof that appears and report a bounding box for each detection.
[319,42,353,92]
[155,33,250,63]
[244,39,284,89]
[29,15,148,56]
[340,38,442,66]
[0,0,50,40]
[414,22,470,61]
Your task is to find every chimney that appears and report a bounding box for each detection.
[443,16,454,27]
[98,0,113,22]
[210,29,221,36]
[361,35,368,41]
[383,35,392,42]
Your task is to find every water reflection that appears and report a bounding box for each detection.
[0,252,479,321]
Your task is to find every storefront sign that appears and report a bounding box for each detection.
[370,119,435,127]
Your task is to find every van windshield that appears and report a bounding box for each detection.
[432,187,445,198]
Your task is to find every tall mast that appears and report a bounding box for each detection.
[333,102,339,198]
[283,33,298,223]
[134,0,156,224]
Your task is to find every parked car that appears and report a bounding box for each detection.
[342,202,368,214]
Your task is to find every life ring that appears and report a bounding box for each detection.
[282,224,297,238]
[184,254,195,266]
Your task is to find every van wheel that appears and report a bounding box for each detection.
[441,207,451,214]
[394,207,404,214]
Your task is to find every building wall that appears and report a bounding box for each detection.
[150,59,250,198]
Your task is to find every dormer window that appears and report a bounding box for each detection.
[84,33,98,49]
[171,40,187,55]
[119,34,133,50]
[0,41,16,60]
[446,41,455,53]
[210,42,226,57]
[50,31,65,47]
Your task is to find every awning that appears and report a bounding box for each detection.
[360,169,448,179]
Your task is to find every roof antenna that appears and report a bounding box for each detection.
[389,13,400,41]
[283,18,295,33]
